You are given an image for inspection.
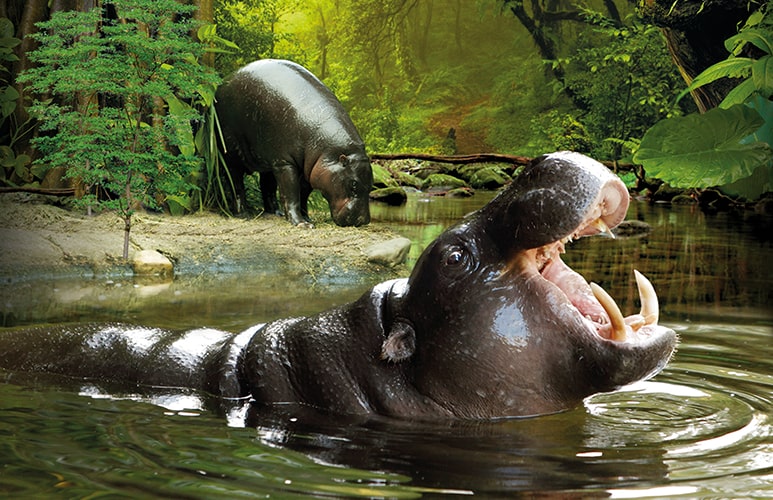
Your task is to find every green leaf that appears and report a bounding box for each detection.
[165,194,191,216]
[165,94,196,157]
[634,104,773,190]
[719,77,757,108]
[676,58,754,103]
[0,18,15,39]
[751,56,773,96]
[719,164,773,199]
[741,95,773,147]
[725,28,772,56]
[29,161,50,180]
[0,145,14,167]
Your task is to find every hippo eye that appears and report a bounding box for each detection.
[444,247,466,267]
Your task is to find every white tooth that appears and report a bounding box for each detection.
[634,270,659,325]
[590,282,626,341]
[592,218,615,239]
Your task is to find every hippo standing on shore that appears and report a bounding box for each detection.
[216,59,372,227]
[0,152,677,420]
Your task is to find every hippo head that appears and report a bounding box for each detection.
[385,152,677,419]
[311,153,373,227]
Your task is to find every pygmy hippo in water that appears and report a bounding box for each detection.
[0,152,677,420]
[216,59,373,227]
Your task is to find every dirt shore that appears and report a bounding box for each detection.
[0,193,406,283]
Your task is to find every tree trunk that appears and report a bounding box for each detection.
[316,6,329,79]
[12,0,48,131]
[192,0,214,67]
[637,0,753,112]
[503,0,586,110]
[123,214,131,260]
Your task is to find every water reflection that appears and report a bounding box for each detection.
[0,195,772,497]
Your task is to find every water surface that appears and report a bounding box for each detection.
[1,195,771,498]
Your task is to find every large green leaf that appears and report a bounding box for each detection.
[634,104,772,191]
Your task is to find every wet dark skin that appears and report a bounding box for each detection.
[0,152,677,420]
[217,59,372,227]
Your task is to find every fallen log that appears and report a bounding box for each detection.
[0,186,75,196]
[371,152,532,166]
[370,152,637,172]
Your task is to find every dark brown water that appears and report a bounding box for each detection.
[1,195,771,498]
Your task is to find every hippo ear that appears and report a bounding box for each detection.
[380,321,415,363]
[339,154,350,166]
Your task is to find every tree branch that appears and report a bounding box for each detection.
[370,152,637,171]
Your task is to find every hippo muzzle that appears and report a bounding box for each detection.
[331,196,371,227]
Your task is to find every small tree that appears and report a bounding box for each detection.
[19,0,221,259]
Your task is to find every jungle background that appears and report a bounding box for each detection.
[1,0,771,230]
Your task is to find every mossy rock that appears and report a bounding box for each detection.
[411,162,445,180]
[447,187,475,197]
[372,163,398,188]
[421,173,468,191]
[456,164,483,183]
[469,166,510,190]
[369,186,407,206]
[394,171,423,189]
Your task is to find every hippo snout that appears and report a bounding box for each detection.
[332,198,370,227]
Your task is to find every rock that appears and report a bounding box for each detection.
[447,187,475,197]
[421,173,468,191]
[369,186,408,206]
[132,249,173,277]
[365,237,412,267]
[469,166,510,190]
[371,163,398,188]
[612,220,651,238]
[394,171,423,189]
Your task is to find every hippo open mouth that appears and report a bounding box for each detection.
[495,150,663,344]
[534,229,660,343]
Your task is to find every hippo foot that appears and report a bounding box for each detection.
[295,221,314,229]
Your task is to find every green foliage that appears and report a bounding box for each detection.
[528,110,593,154]
[216,1,676,157]
[635,8,773,200]
[18,0,221,257]
[558,13,688,160]
[676,8,772,108]
[214,0,304,75]
[0,17,33,186]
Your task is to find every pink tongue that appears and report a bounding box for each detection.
[541,257,607,323]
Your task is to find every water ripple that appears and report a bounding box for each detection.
[583,321,773,496]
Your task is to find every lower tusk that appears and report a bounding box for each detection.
[590,282,626,341]
[634,270,659,325]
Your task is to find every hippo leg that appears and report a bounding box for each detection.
[259,172,281,215]
[232,164,247,215]
[273,163,313,227]
[299,178,313,220]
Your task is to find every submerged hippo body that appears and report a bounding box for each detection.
[0,152,677,420]
[216,59,372,227]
